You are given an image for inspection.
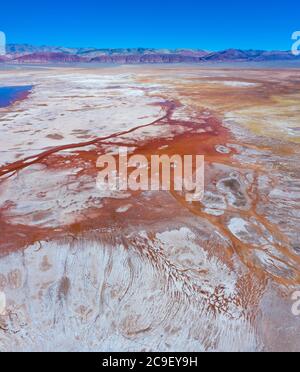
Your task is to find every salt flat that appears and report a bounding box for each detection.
[0,68,164,165]
[0,65,300,351]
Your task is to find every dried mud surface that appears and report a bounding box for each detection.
[0,65,300,351]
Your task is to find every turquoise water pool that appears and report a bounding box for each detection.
[0,86,32,108]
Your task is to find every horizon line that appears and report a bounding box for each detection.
[5,43,293,53]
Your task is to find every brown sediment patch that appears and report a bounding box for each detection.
[0,216,52,256]
[46,133,65,140]
[0,99,231,253]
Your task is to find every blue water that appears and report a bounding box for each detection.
[0,86,32,108]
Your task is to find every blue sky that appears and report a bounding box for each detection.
[0,0,298,50]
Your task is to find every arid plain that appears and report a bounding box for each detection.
[0,65,300,351]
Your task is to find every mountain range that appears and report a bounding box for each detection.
[1,44,299,64]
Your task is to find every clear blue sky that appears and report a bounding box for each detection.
[0,0,298,50]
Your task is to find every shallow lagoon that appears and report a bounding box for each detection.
[0,85,32,108]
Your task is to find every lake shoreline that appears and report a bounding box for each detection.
[0,85,33,108]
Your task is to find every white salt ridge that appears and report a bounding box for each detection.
[204,208,224,216]
[116,205,132,213]
[215,145,231,154]
[221,81,258,87]
[0,292,6,315]
[200,80,258,87]
[228,217,249,239]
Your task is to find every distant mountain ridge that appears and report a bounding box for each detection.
[1,44,299,64]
